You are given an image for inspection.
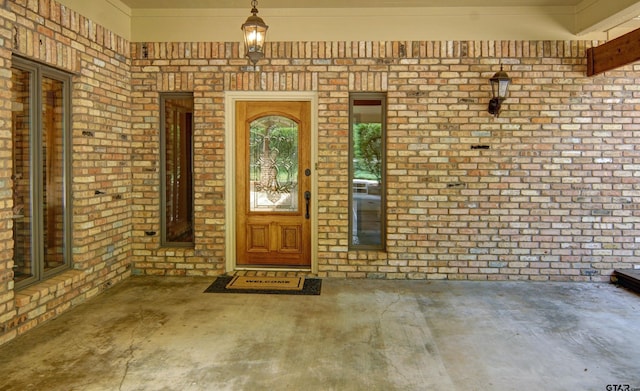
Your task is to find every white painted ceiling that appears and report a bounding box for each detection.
[118,0,585,8]
[117,0,640,39]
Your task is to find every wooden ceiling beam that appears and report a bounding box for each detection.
[587,26,640,76]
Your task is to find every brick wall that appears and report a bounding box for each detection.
[0,1,16,345]
[130,41,640,282]
[0,0,132,344]
[1,0,639,347]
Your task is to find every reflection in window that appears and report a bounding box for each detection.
[349,94,386,249]
[12,57,72,288]
[161,94,194,245]
[12,65,33,284]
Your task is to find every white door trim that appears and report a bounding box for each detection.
[224,91,319,274]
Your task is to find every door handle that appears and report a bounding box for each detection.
[304,191,311,219]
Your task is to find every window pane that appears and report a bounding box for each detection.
[249,116,299,212]
[42,77,65,272]
[350,95,385,249]
[11,67,33,282]
[163,96,194,244]
[12,58,71,288]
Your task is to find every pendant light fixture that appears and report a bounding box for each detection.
[241,0,268,66]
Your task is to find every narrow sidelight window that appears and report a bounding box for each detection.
[160,93,194,245]
[12,57,72,288]
[349,93,386,250]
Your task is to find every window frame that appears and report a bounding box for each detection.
[348,92,387,251]
[12,56,73,289]
[160,92,195,247]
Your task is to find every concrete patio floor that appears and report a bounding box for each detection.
[0,276,639,391]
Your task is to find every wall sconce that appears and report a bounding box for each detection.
[488,65,511,117]
[241,0,268,66]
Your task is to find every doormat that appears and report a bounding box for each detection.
[226,276,304,290]
[204,275,321,295]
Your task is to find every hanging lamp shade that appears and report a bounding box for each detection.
[241,0,268,66]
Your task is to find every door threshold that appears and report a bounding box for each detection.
[235,266,313,273]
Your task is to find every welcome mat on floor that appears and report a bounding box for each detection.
[227,276,305,291]
[204,275,322,295]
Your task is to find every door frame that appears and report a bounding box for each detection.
[224,91,318,273]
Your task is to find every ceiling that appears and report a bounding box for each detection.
[118,0,586,7]
[116,0,640,39]
[57,0,640,41]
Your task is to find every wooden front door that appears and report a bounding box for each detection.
[235,101,311,267]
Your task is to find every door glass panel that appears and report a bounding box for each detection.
[12,67,33,282]
[42,76,65,272]
[249,115,299,212]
